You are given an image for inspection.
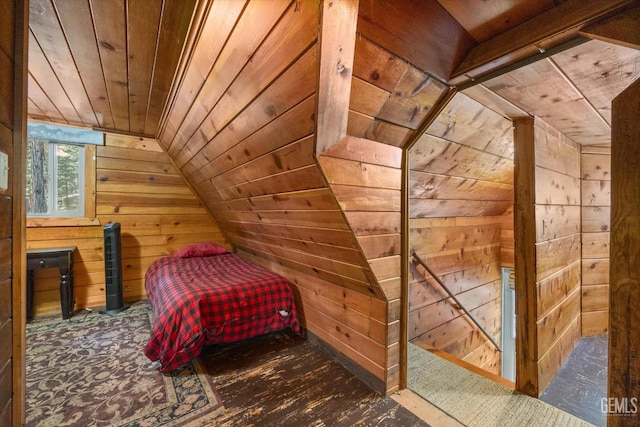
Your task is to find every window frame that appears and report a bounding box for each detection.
[26,125,99,228]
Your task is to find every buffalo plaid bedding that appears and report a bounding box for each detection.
[144,252,301,372]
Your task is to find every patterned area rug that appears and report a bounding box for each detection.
[26,301,224,427]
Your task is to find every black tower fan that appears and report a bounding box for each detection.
[101,222,129,315]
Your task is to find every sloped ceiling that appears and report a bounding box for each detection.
[23,0,640,301]
[26,0,638,144]
[27,0,196,137]
[354,0,639,149]
[480,39,640,146]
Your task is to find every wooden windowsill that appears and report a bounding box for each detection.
[27,217,102,228]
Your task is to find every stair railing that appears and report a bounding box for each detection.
[412,252,502,352]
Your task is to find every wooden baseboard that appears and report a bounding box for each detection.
[427,348,516,389]
[391,389,465,427]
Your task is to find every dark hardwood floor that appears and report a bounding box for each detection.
[199,331,431,426]
[539,335,608,427]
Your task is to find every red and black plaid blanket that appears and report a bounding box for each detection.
[144,253,301,372]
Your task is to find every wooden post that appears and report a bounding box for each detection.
[513,117,539,397]
[315,0,358,155]
[608,77,640,425]
[12,0,28,425]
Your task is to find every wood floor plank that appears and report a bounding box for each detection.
[539,334,608,427]
[199,331,432,426]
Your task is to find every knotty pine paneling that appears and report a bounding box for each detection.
[408,92,514,375]
[348,37,448,148]
[347,110,414,148]
[533,118,581,393]
[438,0,561,44]
[26,133,226,316]
[536,287,581,356]
[356,0,475,82]
[535,234,581,282]
[581,147,611,335]
[319,136,403,392]
[160,0,246,150]
[535,204,580,242]
[168,0,314,168]
[551,39,640,127]
[410,134,514,185]
[409,216,503,375]
[501,206,515,268]
[537,261,581,320]
[582,258,609,285]
[537,315,581,394]
[242,250,391,395]
[483,53,616,146]
[514,117,582,395]
[425,92,514,159]
[27,0,195,136]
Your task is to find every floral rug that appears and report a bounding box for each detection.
[26,301,224,427]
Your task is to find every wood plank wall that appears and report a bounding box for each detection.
[532,119,582,393]
[26,133,225,316]
[319,136,403,392]
[321,33,449,391]
[0,0,16,423]
[156,1,395,394]
[408,92,514,375]
[514,117,582,396]
[501,206,515,268]
[348,36,447,149]
[609,77,640,427]
[581,146,610,336]
[242,250,392,394]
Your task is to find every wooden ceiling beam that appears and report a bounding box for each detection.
[580,3,640,50]
[449,0,635,87]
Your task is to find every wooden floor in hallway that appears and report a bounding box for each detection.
[539,334,608,426]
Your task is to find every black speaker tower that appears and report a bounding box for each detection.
[101,222,129,315]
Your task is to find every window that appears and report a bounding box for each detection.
[26,140,85,216]
[26,122,103,222]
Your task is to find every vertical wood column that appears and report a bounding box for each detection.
[609,77,640,425]
[513,117,538,397]
[315,0,358,155]
[513,116,582,397]
[11,0,28,425]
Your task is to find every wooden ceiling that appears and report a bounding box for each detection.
[27,0,197,137]
[26,0,639,143]
[357,0,639,147]
[478,39,640,146]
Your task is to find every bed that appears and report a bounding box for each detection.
[144,242,301,372]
